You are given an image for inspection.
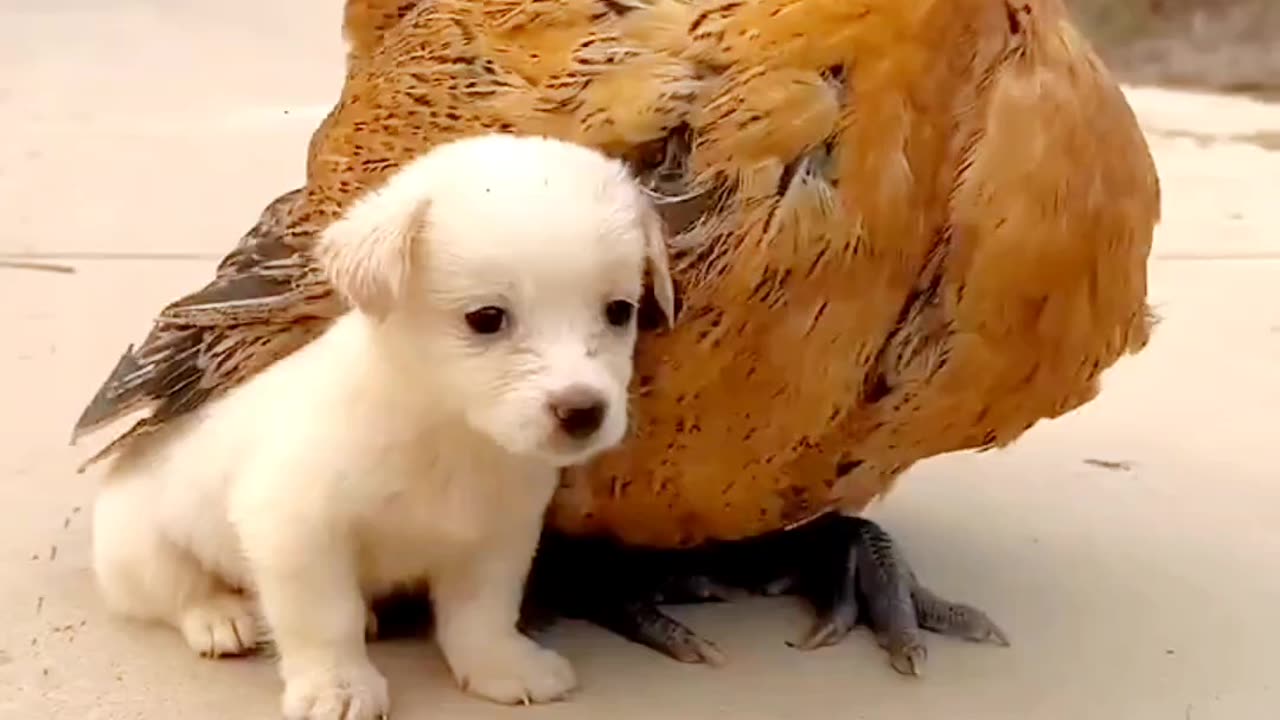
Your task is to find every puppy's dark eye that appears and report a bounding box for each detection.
[604,299,635,328]
[465,306,508,335]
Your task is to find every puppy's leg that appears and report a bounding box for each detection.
[92,479,258,657]
[433,528,577,705]
[239,517,388,720]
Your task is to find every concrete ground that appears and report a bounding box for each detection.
[2,2,1277,719]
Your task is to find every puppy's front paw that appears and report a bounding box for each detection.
[179,592,260,658]
[451,635,576,705]
[282,661,390,720]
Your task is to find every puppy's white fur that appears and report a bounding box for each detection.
[90,133,675,720]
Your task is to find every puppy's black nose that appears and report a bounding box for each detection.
[548,386,607,439]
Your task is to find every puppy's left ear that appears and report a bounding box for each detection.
[638,199,677,329]
[316,183,431,319]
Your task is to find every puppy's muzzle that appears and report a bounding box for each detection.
[547,385,607,440]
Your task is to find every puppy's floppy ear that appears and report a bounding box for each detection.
[637,197,677,329]
[316,183,431,319]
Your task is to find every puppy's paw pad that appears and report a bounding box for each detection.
[455,638,576,705]
[179,593,260,658]
[283,662,389,720]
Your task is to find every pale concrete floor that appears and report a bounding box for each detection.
[2,2,1278,719]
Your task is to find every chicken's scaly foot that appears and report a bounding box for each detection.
[787,515,1009,676]
[522,515,1007,673]
[584,599,727,665]
[523,531,730,665]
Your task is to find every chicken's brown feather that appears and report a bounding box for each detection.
[70,189,342,456]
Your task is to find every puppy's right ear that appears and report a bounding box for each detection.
[637,195,678,329]
[315,184,431,319]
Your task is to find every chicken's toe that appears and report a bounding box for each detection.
[592,600,727,665]
[912,585,1010,646]
[783,514,1006,675]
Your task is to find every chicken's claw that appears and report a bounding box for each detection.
[785,515,1008,676]
[593,599,727,665]
[523,515,1006,675]
[912,586,1011,647]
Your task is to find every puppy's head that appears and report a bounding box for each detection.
[317,133,675,466]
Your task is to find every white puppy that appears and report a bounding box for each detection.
[89,133,675,720]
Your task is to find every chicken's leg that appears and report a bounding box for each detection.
[523,514,1007,675]
[784,515,1009,675]
[359,536,732,665]
[522,531,731,664]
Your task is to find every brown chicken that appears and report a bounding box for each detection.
[73,0,1159,675]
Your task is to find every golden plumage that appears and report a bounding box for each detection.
[74,0,1159,552]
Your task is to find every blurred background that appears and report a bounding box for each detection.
[1070,0,1279,98]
